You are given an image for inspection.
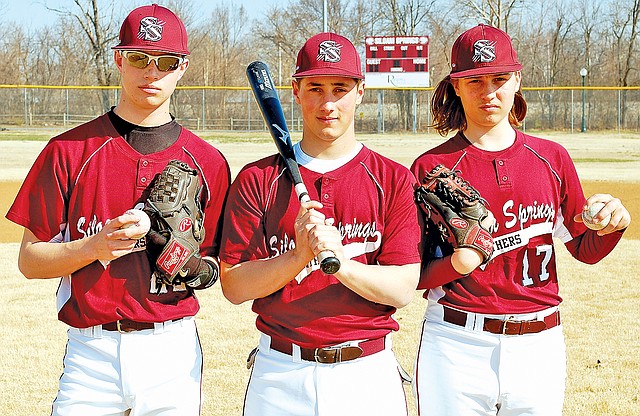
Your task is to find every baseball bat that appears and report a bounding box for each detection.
[246,60,341,275]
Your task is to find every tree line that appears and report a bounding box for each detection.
[1,0,638,129]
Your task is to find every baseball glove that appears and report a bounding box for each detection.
[144,160,205,286]
[414,164,494,265]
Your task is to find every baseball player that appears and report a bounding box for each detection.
[410,24,631,415]
[219,32,421,416]
[5,5,230,415]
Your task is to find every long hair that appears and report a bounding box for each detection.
[430,76,528,137]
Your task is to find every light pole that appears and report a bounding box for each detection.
[580,67,587,132]
[323,0,327,32]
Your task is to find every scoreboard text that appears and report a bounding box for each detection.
[364,35,430,88]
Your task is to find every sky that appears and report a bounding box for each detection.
[2,0,271,29]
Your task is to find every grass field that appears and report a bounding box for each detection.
[1,130,639,415]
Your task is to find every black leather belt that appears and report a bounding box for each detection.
[269,337,385,364]
[443,307,560,335]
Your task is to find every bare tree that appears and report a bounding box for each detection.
[424,4,468,82]
[373,0,436,130]
[575,0,603,74]
[0,0,637,131]
[0,24,31,84]
[607,0,640,126]
[181,3,252,124]
[45,0,121,111]
[460,0,525,31]
[253,0,363,83]
[377,0,434,36]
[619,0,640,89]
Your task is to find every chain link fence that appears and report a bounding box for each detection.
[2,85,640,133]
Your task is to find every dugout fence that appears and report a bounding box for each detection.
[1,85,639,133]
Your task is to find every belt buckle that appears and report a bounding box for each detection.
[501,316,516,335]
[314,344,364,363]
[314,346,339,363]
[115,320,132,333]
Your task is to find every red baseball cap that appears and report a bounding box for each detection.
[293,32,363,79]
[450,24,522,78]
[113,4,190,55]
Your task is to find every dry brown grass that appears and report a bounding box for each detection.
[1,131,639,415]
[1,241,639,416]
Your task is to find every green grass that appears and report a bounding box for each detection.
[201,132,274,143]
[0,132,54,141]
[0,128,277,143]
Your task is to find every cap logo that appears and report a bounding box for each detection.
[138,16,165,42]
[317,40,342,63]
[472,39,496,63]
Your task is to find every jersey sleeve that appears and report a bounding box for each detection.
[375,167,421,266]
[6,140,72,241]
[219,161,272,265]
[565,228,625,264]
[553,144,626,263]
[196,150,231,258]
[552,144,589,243]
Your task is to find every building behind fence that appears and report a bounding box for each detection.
[3,85,640,133]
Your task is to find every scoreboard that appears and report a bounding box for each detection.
[364,35,430,88]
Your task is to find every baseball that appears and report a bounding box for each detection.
[122,209,151,239]
[581,202,610,231]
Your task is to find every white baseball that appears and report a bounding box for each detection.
[122,209,151,240]
[581,202,610,231]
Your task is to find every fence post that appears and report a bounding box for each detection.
[65,89,69,127]
[521,90,526,132]
[23,88,28,126]
[618,89,621,134]
[201,89,206,131]
[377,91,384,134]
[571,89,574,133]
[290,89,294,132]
[412,91,417,134]
[426,91,431,134]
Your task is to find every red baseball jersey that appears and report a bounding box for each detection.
[6,114,230,328]
[411,130,623,314]
[220,145,421,348]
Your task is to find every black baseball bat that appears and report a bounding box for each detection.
[246,60,341,275]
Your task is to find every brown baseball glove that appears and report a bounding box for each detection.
[414,164,494,264]
[144,160,206,286]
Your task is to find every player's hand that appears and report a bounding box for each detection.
[573,194,631,236]
[296,200,344,267]
[292,200,325,264]
[448,210,496,275]
[307,216,344,263]
[87,213,142,261]
[450,248,485,275]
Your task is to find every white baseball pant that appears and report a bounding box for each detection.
[52,317,202,416]
[243,333,408,416]
[413,300,566,416]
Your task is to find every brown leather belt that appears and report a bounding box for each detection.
[102,319,181,333]
[443,307,561,335]
[269,337,386,364]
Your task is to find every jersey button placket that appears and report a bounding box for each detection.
[495,159,512,189]
[138,159,153,190]
[320,176,334,209]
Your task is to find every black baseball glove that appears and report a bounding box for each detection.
[144,160,213,287]
[414,164,494,265]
